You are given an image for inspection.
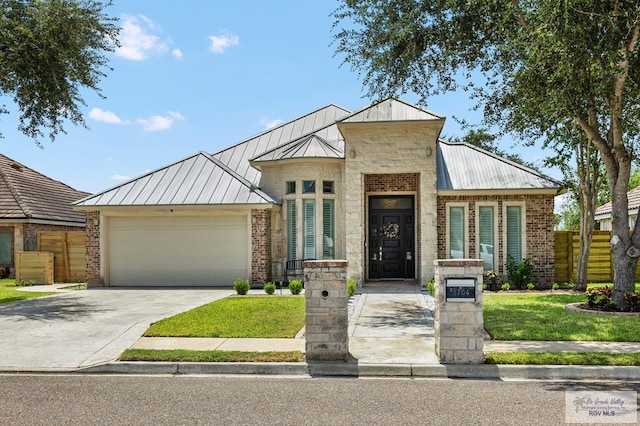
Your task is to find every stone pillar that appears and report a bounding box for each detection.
[304,260,348,361]
[434,259,484,364]
[251,209,271,285]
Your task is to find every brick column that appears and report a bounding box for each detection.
[251,209,271,285]
[86,211,102,287]
[434,259,484,364]
[304,260,348,361]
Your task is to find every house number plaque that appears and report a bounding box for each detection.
[445,278,476,302]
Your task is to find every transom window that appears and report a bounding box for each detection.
[303,180,315,194]
[323,181,334,194]
[286,181,296,195]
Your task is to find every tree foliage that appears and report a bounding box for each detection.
[0,0,119,145]
[334,0,640,308]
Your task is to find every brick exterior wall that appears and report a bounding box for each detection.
[251,209,272,284]
[364,173,418,193]
[23,222,85,251]
[86,211,101,287]
[437,193,556,286]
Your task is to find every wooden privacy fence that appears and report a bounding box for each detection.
[555,230,640,283]
[37,231,86,283]
[15,252,54,285]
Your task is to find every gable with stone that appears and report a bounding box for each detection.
[74,98,561,287]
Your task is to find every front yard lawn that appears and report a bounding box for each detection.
[485,352,640,366]
[145,295,305,338]
[483,293,640,342]
[0,287,56,304]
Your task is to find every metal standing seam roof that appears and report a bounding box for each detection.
[250,133,344,163]
[436,140,562,191]
[0,154,89,223]
[595,185,640,218]
[338,97,444,123]
[73,152,279,207]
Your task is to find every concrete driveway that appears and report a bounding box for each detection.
[0,287,233,372]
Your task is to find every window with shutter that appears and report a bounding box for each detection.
[304,199,316,259]
[322,199,334,259]
[478,206,495,271]
[287,200,296,261]
[449,206,464,259]
[506,205,522,262]
[0,231,10,264]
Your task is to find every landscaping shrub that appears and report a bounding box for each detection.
[426,280,435,296]
[501,283,511,291]
[347,278,357,298]
[233,278,249,295]
[586,286,616,310]
[552,282,559,291]
[289,279,303,295]
[623,292,640,312]
[264,282,276,295]
[505,255,533,290]
[527,283,535,291]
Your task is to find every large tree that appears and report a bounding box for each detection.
[334,1,640,309]
[0,0,119,145]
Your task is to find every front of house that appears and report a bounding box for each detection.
[74,99,561,288]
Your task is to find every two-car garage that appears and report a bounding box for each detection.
[107,215,249,287]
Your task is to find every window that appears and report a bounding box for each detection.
[303,180,315,194]
[287,201,296,260]
[304,200,316,258]
[0,231,10,264]
[478,206,495,271]
[506,205,523,262]
[449,206,465,259]
[286,181,296,195]
[323,199,334,259]
[323,181,334,194]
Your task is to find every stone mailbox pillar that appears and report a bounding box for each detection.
[434,259,484,364]
[304,260,349,361]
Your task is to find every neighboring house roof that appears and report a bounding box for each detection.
[76,99,563,209]
[436,140,562,191]
[0,154,89,224]
[594,185,640,219]
[74,152,278,208]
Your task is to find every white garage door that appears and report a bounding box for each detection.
[108,216,248,286]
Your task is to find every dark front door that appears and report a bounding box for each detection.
[368,196,415,279]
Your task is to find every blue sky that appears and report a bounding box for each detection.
[0,0,555,193]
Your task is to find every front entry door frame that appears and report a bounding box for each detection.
[367,195,416,280]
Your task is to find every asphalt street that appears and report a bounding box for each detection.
[1,375,638,425]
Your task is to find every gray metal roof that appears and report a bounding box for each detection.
[339,98,443,123]
[213,104,351,185]
[250,134,343,163]
[437,141,562,191]
[74,152,278,207]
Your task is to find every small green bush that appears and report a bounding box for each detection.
[347,278,357,298]
[586,286,616,310]
[501,283,511,291]
[505,255,533,290]
[527,283,535,291]
[264,282,276,295]
[233,278,250,295]
[552,282,559,291]
[289,280,303,295]
[426,280,435,296]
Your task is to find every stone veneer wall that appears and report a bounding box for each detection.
[342,121,440,285]
[251,209,272,284]
[436,193,556,285]
[86,211,101,287]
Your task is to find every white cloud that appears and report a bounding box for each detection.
[111,174,130,181]
[89,108,127,125]
[137,111,185,132]
[171,48,183,59]
[208,31,239,54]
[260,118,284,129]
[116,15,168,60]
[106,157,113,161]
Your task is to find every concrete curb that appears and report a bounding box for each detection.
[72,361,640,381]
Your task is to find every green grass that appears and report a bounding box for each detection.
[0,278,16,287]
[145,296,305,338]
[119,349,304,362]
[483,293,640,341]
[0,287,56,304]
[485,352,640,366]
